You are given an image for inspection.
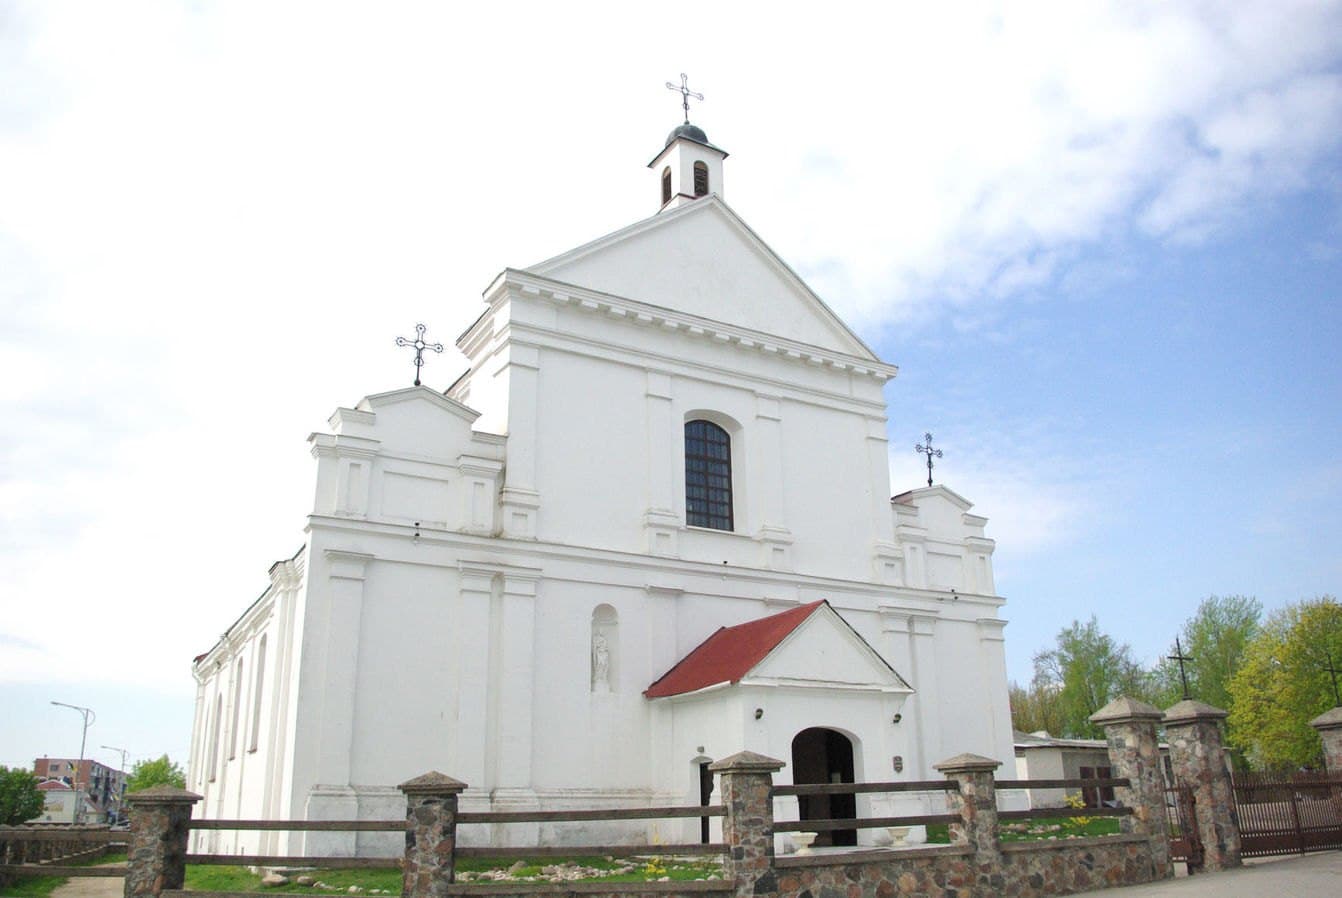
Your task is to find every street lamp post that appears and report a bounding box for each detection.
[101,744,130,824]
[51,701,95,824]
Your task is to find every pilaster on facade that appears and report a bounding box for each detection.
[500,341,542,540]
[312,549,373,790]
[499,488,541,540]
[752,393,790,557]
[964,535,996,595]
[457,455,503,535]
[894,526,928,589]
[309,434,380,518]
[757,524,794,571]
[643,509,681,557]
[872,540,903,585]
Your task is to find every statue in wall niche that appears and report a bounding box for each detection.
[592,631,611,693]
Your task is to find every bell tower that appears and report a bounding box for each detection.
[651,74,727,212]
[648,123,728,212]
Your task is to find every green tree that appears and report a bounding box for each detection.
[126,755,186,792]
[1009,679,1065,736]
[1153,595,1262,710]
[1032,616,1151,738]
[1228,596,1342,769]
[0,766,44,825]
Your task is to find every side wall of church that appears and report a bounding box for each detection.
[187,549,307,856]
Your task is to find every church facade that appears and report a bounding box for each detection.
[186,121,1015,856]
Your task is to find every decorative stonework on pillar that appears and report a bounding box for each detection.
[1163,700,1241,872]
[934,752,1002,890]
[399,771,467,898]
[124,786,201,898]
[710,751,785,898]
[1091,696,1173,879]
[1310,707,1342,773]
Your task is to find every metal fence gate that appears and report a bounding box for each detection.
[1232,772,1342,857]
[1165,784,1202,867]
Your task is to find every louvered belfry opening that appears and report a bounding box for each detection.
[662,167,672,204]
[693,161,709,196]
[685,419,733,530]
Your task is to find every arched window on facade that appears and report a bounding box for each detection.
[249,635,267,752]
[228,659,243,759]
[662,167,672,204]
[693,161,709,197]
[685,419,733,531]
[208,694,222,782]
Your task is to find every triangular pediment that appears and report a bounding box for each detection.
[528,198,879,361]
[746,604,911,692]
[356,385,480,423]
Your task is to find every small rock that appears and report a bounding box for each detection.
[296,875,315,886]
[262,873,290,887]
[507,860,526,875]
[348,887,363,894]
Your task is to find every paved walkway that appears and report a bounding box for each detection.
[1077,852,1342,896]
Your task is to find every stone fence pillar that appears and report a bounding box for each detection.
[1163,700,1241,872]
[934,753,1002,891]
[398,772,467,898]
[1091,697,1173,879]
[1309,707,1342,774]
[711,751,785,898]
[124,786,201,898]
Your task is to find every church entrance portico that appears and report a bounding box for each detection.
[791,727,857,846]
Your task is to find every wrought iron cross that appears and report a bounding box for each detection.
[666,73,704,124]
[1169,637,1195,701]
[914,433,943,488]
[1324,650,1342,706]
[395,323,444,387]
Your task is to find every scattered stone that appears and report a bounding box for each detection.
[261,872,290,887]
[507,860,527,874]
[314,882,332,890]
[348,886,363,893]
[296,875,315,886]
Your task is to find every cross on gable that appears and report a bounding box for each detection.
[395,323,444,387]
[915,432,943,488]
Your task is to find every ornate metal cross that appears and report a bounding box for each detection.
[666,73,704,124]
[1169,637,1195,701]
[1324,650,1342,706]
[395,323,444,387]
[914,433,943,488]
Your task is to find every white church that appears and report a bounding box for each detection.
[186,116,1016,856]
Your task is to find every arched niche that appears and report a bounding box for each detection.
[591,604,619,693]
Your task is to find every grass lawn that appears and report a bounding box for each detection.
[181,856,722,893]
[925,817,1121,844]
[2,850,128,898]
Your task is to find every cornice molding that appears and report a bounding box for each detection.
[480,269,897,382]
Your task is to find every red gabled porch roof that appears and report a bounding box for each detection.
[644,600,826,699]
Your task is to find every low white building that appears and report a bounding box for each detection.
[187,119,1017,856]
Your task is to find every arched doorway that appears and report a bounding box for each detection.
[791,727,857,847]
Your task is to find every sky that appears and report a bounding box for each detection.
[2,1,1340,770]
